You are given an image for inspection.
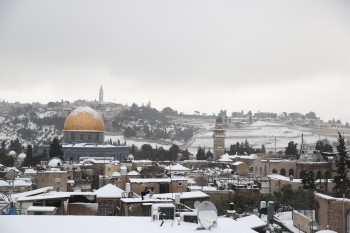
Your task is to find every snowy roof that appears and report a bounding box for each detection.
[11,187,53,201]
[13,179,31,187]
[232,161,244,166]
[188,186,218,191]
[151,191,209,200]
[267,174,302,183]
[27,206,57,212]
[63,143,120,148]
[17,191,95,202]
[235,215,266,229]
[0,215,257,233]
[94,184,125,198]
[18,152,26,159]
[127,170,140,176]
[229,154,257,160]
[48,158,63,167]
[24,168,37,174]
[0,180,10,187]
[129,178,187,183]
[112,172,121,177]
[165,163,191,171]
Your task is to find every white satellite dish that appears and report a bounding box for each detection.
[194,201,201,210]
[197,201,218,230]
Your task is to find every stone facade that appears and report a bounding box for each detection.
[36,171,68,191]
[315,192,350,233]
[129,178,188,195]
[213,117,226,161]
[253,159,332,179]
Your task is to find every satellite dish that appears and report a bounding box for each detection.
[197,201,218,230]
[194,201,201,210]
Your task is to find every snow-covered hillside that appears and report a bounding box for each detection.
[186,121,338,154]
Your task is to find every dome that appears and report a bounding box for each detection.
[127,154,134,160]
[8,150,17,158]
[48,158,63,167]
[64,106,105,132]
[18,152,26,160]
[111,172,121,177]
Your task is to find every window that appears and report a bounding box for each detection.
[178,182,182,186]
[158,207,175,220]
[54,178,61,183]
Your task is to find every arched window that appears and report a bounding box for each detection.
[289,169,294,177]
[347,212,350,233]
[316,171,322,179]
[280,168,286,176]
[272,169,277,174]
[325,171,330,179]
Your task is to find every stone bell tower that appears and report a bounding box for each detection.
[213,116,226,160]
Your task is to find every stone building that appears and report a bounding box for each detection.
[61,106,130,161]
[36,171,68,191]
[314,192,350,233]
[213,116,226,161]
[128,178,188,195]
[253,158,332,179]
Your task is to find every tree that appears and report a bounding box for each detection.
[305,111,317,119]
[196,147,206,160]
[22,145,34,167]
[322,144,333,153]
[139,165,165,178]
[333,132,350,197]
[168,145,180,161]
[9,138,22,154]
[301,171,316,190]
[49,137,64,160]
[181,149,190,161]
[205,150,213,160]
[315,140,323,151]
[285,141,298,156]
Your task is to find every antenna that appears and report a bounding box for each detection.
[196,201,218,230]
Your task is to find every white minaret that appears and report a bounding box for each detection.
[99,85,104,103]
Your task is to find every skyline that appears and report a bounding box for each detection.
[1,0,350,122]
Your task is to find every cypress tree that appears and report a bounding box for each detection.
[333,132,350,197]
[49,137,64,160]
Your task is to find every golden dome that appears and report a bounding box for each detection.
[63,106,105,132]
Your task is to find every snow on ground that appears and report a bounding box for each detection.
[105,135,172,150]
[0,215,257,233]
[37,111,57,118]
[186,122,337,154]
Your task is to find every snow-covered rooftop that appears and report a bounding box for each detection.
[165,163,191,171]
[129,178,187,183]
[93,184,125,199]
[0,215,257,233]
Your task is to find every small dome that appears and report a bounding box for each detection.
[18,152,26,160]
[216,116,223,124]
[64,106,105,132]
[127,154,134,160]
[48,158,63,167]
[8,151,17,158]
[112,172,121,177]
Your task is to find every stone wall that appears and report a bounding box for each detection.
[293,210,312,233]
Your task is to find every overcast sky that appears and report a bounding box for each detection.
[0,0,350,122]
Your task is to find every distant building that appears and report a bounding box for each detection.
[99,85,104,103]
[213,116,226,160]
